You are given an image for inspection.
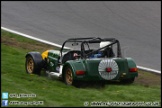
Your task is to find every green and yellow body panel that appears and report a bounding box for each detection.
[41,50,138,81]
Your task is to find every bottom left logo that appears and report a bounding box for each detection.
[2,100,8,107]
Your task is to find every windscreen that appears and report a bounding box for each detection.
[64,41,81,51]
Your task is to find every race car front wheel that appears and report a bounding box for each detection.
[64,67,74,85]
[26,56,34,74]
[25,53,42,75]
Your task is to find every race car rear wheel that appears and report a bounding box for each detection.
[64,67,74,85]
[25,55,42,75]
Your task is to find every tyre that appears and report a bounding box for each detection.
[25,54,42,75]
[63,67,74,85]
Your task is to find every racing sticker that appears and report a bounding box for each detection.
[98,59,118,80]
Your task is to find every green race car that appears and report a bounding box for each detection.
[25,37,138,85]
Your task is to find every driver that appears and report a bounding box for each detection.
[73,53,78,59]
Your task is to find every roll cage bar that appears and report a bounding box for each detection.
[60,37,122,58]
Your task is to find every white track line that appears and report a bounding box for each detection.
[1,27,70,49]
[1,26,161,74]
[137,66,161,74]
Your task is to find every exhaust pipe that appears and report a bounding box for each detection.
[46,71,62,79]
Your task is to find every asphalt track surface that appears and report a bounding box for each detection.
[1,1,161,71]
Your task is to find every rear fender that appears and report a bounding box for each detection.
[126,58,137,68]
[126,57,138,77]
[62,60,86,80]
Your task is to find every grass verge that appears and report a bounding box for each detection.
[1,30,161,107]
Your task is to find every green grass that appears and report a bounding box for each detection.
[1,30,161,107]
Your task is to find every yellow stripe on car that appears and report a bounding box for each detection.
[41,50,49,59]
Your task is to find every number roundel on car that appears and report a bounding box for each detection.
[98,59,118,80]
